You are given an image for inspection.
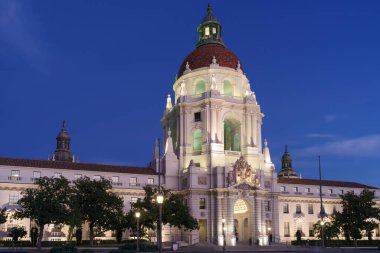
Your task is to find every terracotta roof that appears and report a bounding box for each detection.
[178,44,242,78]
[278,177,378,189]
[0,157,156,175]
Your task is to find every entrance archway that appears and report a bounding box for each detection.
[233,199,251,243]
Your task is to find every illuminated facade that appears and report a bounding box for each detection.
[0,4,379,246]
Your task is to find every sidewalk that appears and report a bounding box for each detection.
[176,242,314,252]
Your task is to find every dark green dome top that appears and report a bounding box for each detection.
[196,4,224,47]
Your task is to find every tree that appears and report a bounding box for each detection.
[0,208,7,225]
[14,176,71,250]
[8,226,27,244]
[164,191,198,230]
[313,216,340,245]
[73,176,124,246]
[127,186,198,239]
[334,189,380,246]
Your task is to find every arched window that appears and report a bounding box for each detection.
[195,80,206,94]
[233,133,240,151]
[193,129,202,151]
[223,80,233,96]
[224,118,241,151]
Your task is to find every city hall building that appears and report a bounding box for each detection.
[0,5,379,246]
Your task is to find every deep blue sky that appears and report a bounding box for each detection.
[1,1,380,187]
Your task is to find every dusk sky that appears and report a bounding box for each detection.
[1,1,380,187]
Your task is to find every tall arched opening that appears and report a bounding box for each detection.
[233,199,251,243]
[224,118,241,151]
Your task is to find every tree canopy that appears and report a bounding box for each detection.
[0,208,7,225]
[334,189,380,245]
[73,176,124,246]
[14,176,71,250]
[126,186,198,239]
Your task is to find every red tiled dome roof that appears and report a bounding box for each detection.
[178,44,243,78]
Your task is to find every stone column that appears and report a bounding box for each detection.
[257,118,262,153]
[272,195,280,243]
[254,196,264,245]
[246,111,252,147]
[210,106,216,143]
[216,193,223,245]
[252,113,257,146]
[226,192,235,246]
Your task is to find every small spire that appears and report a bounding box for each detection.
[212,56,217,64]
[168,128,172,137]
[207,3,212,15]
[186,61,190,70]
[62,120,66,128]
[285,144,288,153]
[264,138,268,147]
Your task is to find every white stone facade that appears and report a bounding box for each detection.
[1,4,380,246]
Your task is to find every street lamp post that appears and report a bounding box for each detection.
[157,194,164,253]
[135,211,141,252]
[222,218,226,251]
[320,220,325,248]
[318,156,325,248]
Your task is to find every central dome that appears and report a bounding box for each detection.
[177,44,243,78]
[177,4,243,78]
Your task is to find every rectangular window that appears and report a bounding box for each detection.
[131,197,138,203]
[328,189,333,194]
[130,177,138,186]
[316,188,320,193]
[296,204,302,214]
[284,222,290,237]
[280,186,286,192]
[9,192,19,205]
[11,170,20,177]
[340,189,344,195]
[283,203,289,213]
[205,27,210,36]
[147,178,154,185]
[309,222,315,237]
[332,205,337,213]
[308,204,314,214]
[199,198,206,209]
[93,175,101,180]
[54,172,62,178]
[294,187,298,192]
[112,176,119,183]
[74,174,82,179]
[264,201,271,211]
[194,112,201,122]
[9,170,21,180]
[306,187,311,193]
[33,171,41,179]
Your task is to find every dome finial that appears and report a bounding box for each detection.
[207,3,213,15]
[285,144,288,153]
[196,4,224,47]
[62,120,66,128]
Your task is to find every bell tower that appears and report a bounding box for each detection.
[52,121,74,162]
[160,4,278,246]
